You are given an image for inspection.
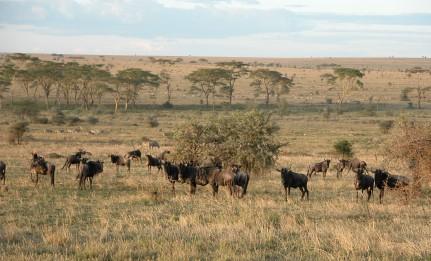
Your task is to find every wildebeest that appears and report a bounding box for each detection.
[335,159,350,178]
[373,169,410,203]
[78,160,104,189]
[30,153,56,187]
[277,168,309,201]
[232,165,250,198]
[61,149,91,172]
[146,154,163,172]
[347,158,368,175]
[0,161,6,185]
[148,140,160,149]
[125,149,142,162]
[178,162,232,196]
[158,150,171,161]
[162,161,179,193]
[354,168,374,201]
[307,159,331,178]
[110,154,131,173]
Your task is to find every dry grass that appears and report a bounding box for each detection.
[1,56,431,260]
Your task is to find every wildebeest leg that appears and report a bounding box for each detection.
[323,170,327,178]
[50,172,55,187]
[367,188,372,201]
[305,186,309,200]
[171,182,175,194]
[35,173,39,187]
[90,177,93,189]
[190,183,196,194]
[284,187,288,201]
[288,187,291,196]
[127,161,131,173]
[379,189,384,204]
[300,187,305,200]
[211,183,219,197]
[356,191,359,202]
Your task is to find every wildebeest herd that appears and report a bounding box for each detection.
[0,149,411,203]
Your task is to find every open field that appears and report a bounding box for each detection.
[1,55,431,260]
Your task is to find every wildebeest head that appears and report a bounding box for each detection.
[231,164,241,174]
[325,159,331,165]
[110,154,120,164]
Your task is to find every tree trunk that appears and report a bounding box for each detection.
[124,98,129,111]
[45,94,49,109]
[114,98,119,113]
[205,94,210,106]
[265,87,270,106]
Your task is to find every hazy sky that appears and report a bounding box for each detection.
[0,0,430,57]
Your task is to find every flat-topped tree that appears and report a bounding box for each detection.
[186,68,230,106]
[250,69,294,106]
[403,67,431,109]
[216,61,249,105]
[31,61,62,109]
[332,67,365,112]
[116,68,160,111]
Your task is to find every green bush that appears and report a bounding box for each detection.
[378,120,394,134]
[87,116,99,125]
[333,140,353,158]
[8,121,29,145]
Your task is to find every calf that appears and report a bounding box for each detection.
[277,168,309,201]
[354,168,374,201]
[373,169,410,203]
[178,163,227,196]
[30,153,55,187]
[0,161,6,185]
[78,160,104,189]
[62,149,91,172]
[348,158,368,175]
[232,165,250,198]
[146,154,162,173]
[110,154,131,173]
[125,149,142,163]
[162,161,179,193]
[307,159,331,178]
[335,159,350,178]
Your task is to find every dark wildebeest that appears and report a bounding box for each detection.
[232,165,250,198]
[373,169,410,203]
[146,154,163,172]
[62,149,91,172]
[277,168,309,201]
[354,168,374,202]
[125,149,142,163]
[347,158,368,175]
[307,159,331,178]
[178,163,232,196]
[110,154,131,173]
[148,140,160,150]
[335,159,350,178]
[78,160,104,189]
[30,153,56,187]
[0,161,6,185]
[162,161,179,193]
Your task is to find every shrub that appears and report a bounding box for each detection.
[162,101,174,109]
[32,117,49,124]
[147,115,159,128]
[325,98,333,104]
[378,120,394,134]
[87,116,99,125]
[8,121,29,145]
[52,111,65,125]
[67,116,82,126]
[333,140,353,158]
[11,100,41,120]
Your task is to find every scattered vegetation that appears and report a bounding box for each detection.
[8,121,29,144]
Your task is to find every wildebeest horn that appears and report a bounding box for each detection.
[275,168,282,172]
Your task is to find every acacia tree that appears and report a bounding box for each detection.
[330,68,365,112]
[78,65,112,110]
[15,69,36,97]
[216,61,249,105]
[160,69,173,104]
[186,68,230,106]
[32,61,62,108]
[250,69,294,105]
[116,68,160,111]
[403,67,431,109]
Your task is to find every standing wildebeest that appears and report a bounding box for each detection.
[110,154,131,173]
[62,149,91,172]
[347,158,368,175]
[162,161,179,193]
[232,165,250,198]
[146,155,163,172]
[307,159,331,178]
[148,140,160,150]
[354,168,374,201]
[78,160,104,189]
[30,153,56,187]
[335,159,350,178]
[373,169,410,203]
[0,161,6,185]
[178,163,232,196]
[277,168,309,201]
[158,150,171,161]
[125,149,142,163]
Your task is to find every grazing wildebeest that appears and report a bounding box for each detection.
[347,158,368,175]
[277,168,309,201]
[307,159,331,178]
[158,150,171,161]
[78,160,104,189]
[148,140,160,150]
[373,169,410,203]
[62,149,91,172]
[354,168,374,201]
[110,154,131,173]
[162,161,179,193]
[335,159,350,178]
[0,161,6,185]
[30,153,56,187]
[146,155,163,172]
[232,165,250,198]
[125,149,142,163]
